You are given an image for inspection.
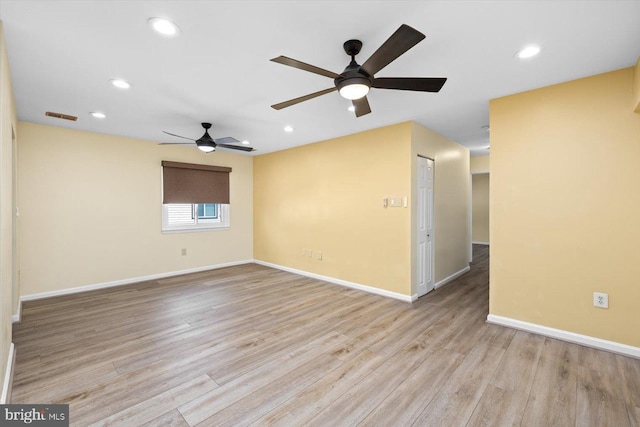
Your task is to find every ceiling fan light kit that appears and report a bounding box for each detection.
[271,24,447,117]
[338,82,370,100]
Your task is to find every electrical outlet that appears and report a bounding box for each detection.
[593,292,608,309]
[307,250,313,257]
[317,251,322,260]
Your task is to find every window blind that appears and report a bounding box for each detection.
[161,161,232,204]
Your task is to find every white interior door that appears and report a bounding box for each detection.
[417,156,434,297]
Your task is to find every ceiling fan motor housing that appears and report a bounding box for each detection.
[196,139,215,151]
[197,123,216,151]
[335,54,373,98]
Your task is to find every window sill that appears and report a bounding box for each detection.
[161,226,230,234]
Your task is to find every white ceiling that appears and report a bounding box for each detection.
[0,1,639,157]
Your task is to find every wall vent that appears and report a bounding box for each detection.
[45,111,78,121]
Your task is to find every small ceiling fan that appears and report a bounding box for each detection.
[159,123,255,153]
[270,24,447,117]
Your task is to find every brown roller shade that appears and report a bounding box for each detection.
[162,161,232,204]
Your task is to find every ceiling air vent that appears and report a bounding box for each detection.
[45,111,77,121]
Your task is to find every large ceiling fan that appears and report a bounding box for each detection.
[159,123,255,153]
[270,24,447,117]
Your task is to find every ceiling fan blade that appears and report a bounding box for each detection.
[158,142,195,145]
[352,96,371,117]
[271,87,337,110]
[270,56,341,79]
[217,143,255,152]
[214,136,240,145]
[372,77,447,92]
[361,24,426,76]
[162,131,196,141]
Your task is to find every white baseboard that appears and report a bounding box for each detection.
[11,300,21,324]
[253,260,413,303]
[435,266,471,290]
[487,314,640,359]
[472,241,490,245]
[1,342,15,404]
[19,260,254,303]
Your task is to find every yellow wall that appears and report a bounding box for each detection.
[472,174,489,244]
[490,67,640,347]
[410,123,470,292]
[18,123,253,295]
[470,155,490,173]
[471,155,490,244]
[254,123,413,295]
[254,121,470,298]
[0,21,18,400]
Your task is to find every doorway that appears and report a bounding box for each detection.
[12,126,19,316]
[416,156,434,297]
[471,172,490,246]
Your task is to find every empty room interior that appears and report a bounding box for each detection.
[0,1,639,426]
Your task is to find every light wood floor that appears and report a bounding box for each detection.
[11,245,640,426]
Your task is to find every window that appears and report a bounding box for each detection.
[197,203,218,219]
[161,161,232,232]
[162,203,229,232]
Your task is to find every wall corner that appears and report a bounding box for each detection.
[634,58,640,114]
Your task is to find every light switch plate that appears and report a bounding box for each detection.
[390,197,402,207]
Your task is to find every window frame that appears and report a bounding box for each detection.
[197,203,219,220]
[161,203,230,233]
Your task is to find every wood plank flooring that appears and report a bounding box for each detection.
[11,245,640,426]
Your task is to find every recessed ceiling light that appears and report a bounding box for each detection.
[241,140,250,145]
[110,79,131,89]
[481,125,490,131]
[284,125,294,133]
[515,45,541,59]
[147,17,180,37]
[348,105,355,112]
[90,112,106,119]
